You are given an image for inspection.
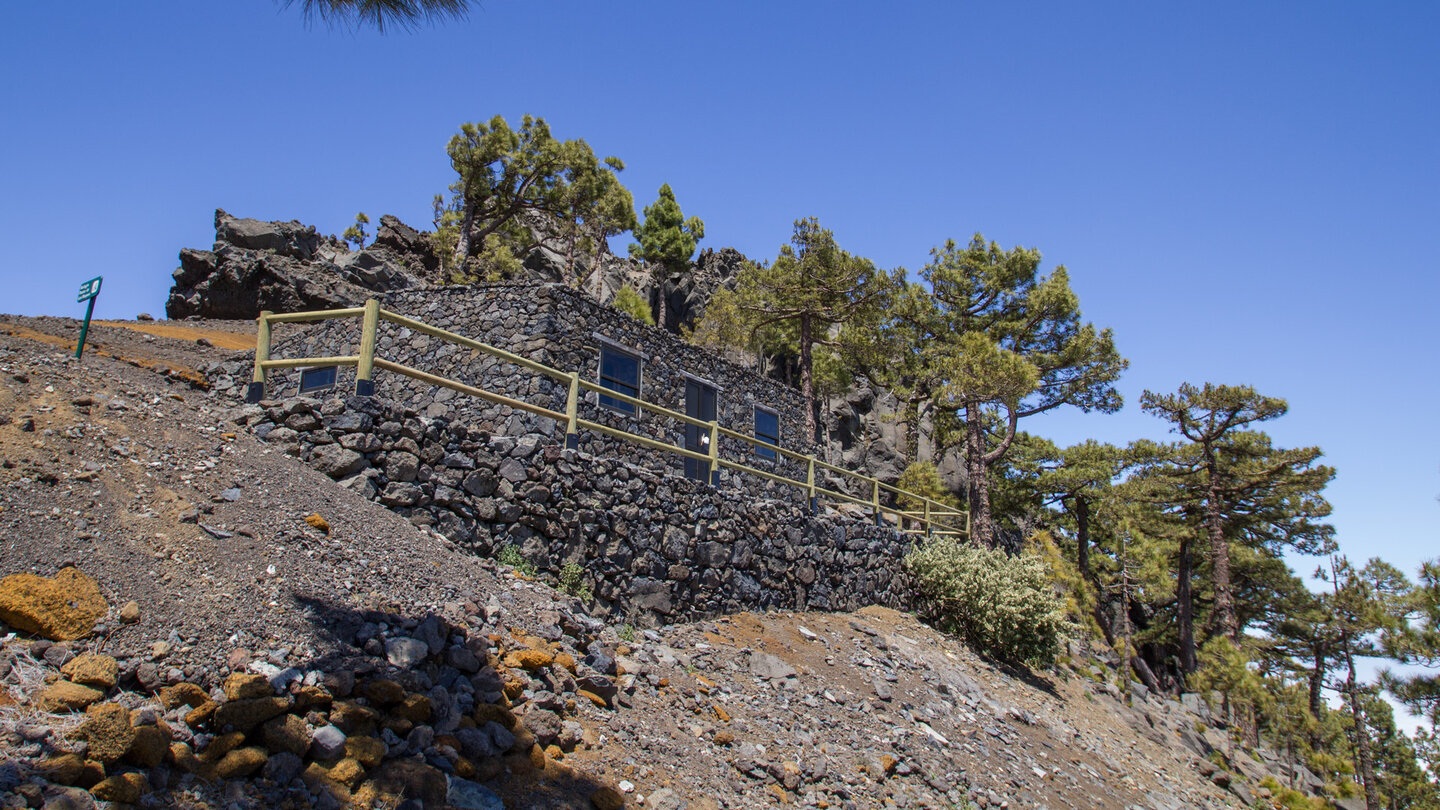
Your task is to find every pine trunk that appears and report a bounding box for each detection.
[654,266,669,332]
[1345,640,1380,810]
[904,397,921,463]
[1308,641,1327,723]
[964,402,992,546]
[454,205,476,269]
[799,314,815,443]
[1075,495,1091,582]
[1178,531,1197,673]
[1203,445,1237,639]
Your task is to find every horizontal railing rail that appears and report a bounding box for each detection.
[246,300,970,539]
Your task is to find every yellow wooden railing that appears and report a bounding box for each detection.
[246,300,970,538]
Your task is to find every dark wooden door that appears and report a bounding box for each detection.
[684,379,717,481]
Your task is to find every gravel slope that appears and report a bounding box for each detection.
[0,316,1251,810]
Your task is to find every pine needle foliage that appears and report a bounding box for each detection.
[895,461,961,513]
[905,535,1072,666]
[287,0,470,32]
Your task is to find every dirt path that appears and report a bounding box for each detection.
[95,320,256,351]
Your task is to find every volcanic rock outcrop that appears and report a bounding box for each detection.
[166,210,433,320]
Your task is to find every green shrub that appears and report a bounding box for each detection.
[558,562,593,600]
[905,536,1071,666]
[612,285,655,326]
[497,544,536,576]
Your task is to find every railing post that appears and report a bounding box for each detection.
[806,457,817,515]
[565,372,580,450]
[872,478,882,527]
[924,499,931,538]
[246,310,272,403]
[707,420,721,486]
[355,299,380,396]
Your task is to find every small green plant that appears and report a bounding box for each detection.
[905,535,1072,666]
[497,544,536,576]
[895,461,961,513]
[612,285,655,326]
[342,211,370,250]
[558,562,593,601]
[617,623,636,643]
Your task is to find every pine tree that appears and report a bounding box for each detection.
[342,211,370,250]
[693,218,898,441]
[629,184,704,330]
[1141,384,1335,647]
[916,235,1127,546]
[440,115,635,283]
[1322,556,1416,810]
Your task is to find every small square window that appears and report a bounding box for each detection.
[754,406,779,459]
[598,346,641,415]
[299,366,337,394]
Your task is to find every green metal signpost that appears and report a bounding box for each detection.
[75,276,102,359]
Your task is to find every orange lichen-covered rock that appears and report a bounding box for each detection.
[502,648,554,671]
[159,682,209,710]
[61,654,118,690]
[77,703,135,764]
[39,681,105,712]
[221,672,271,701]
[0,567,108,640]
[90,772,148,804]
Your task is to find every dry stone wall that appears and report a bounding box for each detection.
[234,393,912,626]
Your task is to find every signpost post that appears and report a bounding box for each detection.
[75,276,102,360]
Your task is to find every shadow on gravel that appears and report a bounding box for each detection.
[285,593,621,809]
[1000,663,1062,700]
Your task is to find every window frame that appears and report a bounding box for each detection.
[298,365,338,395]
[753,404,780,460]
[595,343,643,416]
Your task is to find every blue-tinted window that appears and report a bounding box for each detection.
[598,347,640,415]
[299,366,337,394]
[754,407,779,459]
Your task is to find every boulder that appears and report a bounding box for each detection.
[215,209,323,258]
[448,777,504,810]
[39,682,105,712]
[90,773,147,804]
[37,754,104,788]
[76,702,135,763]
[0,567,108,640]
[364,759,448,807]
[310,725,348,760]
[222,672,272,701]
[262,713,313,756]
[212,697,290,732]
[310,445,367,478]
[385,637,429,669]
[60,654,118,690]
[214,746,268,779]
[126,724,171,768]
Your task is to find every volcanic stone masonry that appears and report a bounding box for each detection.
[230,393,912,626]
[211,282,916,624]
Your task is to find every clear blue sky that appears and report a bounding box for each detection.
[2,4,1436,624]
